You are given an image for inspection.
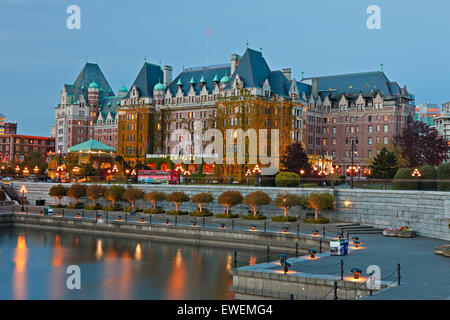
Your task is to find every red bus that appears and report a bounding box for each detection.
[137,170,179,184]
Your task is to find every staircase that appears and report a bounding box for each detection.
[326,223,384,237]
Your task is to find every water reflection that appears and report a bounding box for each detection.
[13,233,28,300]
[2,227,268,300]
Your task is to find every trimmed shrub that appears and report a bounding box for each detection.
[122,187,145,210]
[166,210,189,215]
[102,205,123,211]
[166,191,190,212]
[218,191,243,216]
[143,208,165,214]
[86,185,107,207]
[215,213,239,219]
[308,193,335,221]
[320,193,336,210]
[49,184,68,205]
[191,192,214,213]
[437,163,450,191]
[67,184,87,204]
[272,215,297,222]
[189,211,213,217]
[418,165,437,190]
[105,185,126,207]
[393,168,415,190]
[146,191,166,210]
[243,191,271,216]
[242,214,267,220]
[84,204,102,210]
[275,172,300,187]
[273,193,302,217]
[304,217,330,224]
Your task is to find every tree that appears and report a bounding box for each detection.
[243,191,271,216]
[146,190,166,210]
[273,193,302,217]
[105,185,126,207]
[191,192,214,213]
[437,163,450,191]
[280,142,311,174]
[23,151,47,175]
[307,193,335,221]
[49,185,68,205]
[166,191,190,212]
[80,164,98,179]
[122,187,145,210]
[395,116,449,167]
[275,172,300,187]
[86,185,107,207]
[370,142,409,168]
[0,190,6,201]
[369,147,398,182]
[67,184,87,204]
[218,191,243,216]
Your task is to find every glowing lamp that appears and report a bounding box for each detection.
[353,240,360,248]
[117,216,122,222]
[313,229,319,235]
[75,213,80,218]
[15,165,20,173]
[309,248,317,258]
[250,224,256,231]
[96,215,101,220]
[165,218,170,225]
[220,223,226,229]
[282,226,289,233]
[33,166,39,174]
[352,235,360,241]
[351,267,362,280]
[56,213,62,217]
[39,211,44,216]
[191,219,198,227]
[140,217,145,223]
[337,232,343,239]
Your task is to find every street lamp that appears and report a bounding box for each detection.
[245,168,251,186]
[125,169,130,184]
[23,167,29,175]
[72,166,80,182]
[20,185,27,211]
[412,168,421,190]
[33,166,39,174]
[299,169,305,188]
[56,166,64,183]
[175,164,184,184]
[15,165,20,175]
[111,164,118,184]
[252,164,261,186]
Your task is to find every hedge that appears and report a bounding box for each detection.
[418,165,437,190]
[437,163,450,191]
[275,172,300,187]
[393,168,415,190]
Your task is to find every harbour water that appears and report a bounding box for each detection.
[0,227,265,300]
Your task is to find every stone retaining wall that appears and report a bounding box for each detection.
[11,182,450,240]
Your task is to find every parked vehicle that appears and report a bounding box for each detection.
[137,170,179,184]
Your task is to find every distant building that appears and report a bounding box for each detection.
[0,133,55,163]
[0,114,17,135]
[414,103,441,126]
[432,102,450,162]
[54,63,123,153]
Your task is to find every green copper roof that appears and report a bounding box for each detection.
[213,75,220,82]
[118,85,128,92]
[154,82,166,91]
[189,77,196,84]
[177,78,183,85]
[89,82,99,88]
[200,76,206,83]
[68,139,116,153]
[220,75,230,83]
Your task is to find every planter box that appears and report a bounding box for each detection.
[397,230,416,238]
[434,245,450,257]
[383,229,398,237]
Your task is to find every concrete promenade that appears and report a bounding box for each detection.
[232,232,450,300]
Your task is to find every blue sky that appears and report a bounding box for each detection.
[1,0,450,136]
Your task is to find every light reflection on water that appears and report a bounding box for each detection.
[0,227,266,300]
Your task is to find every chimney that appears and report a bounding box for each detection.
[282,68,291,80]
[163,65,173,87]
[312,77,319,98]
[231,54,238,75]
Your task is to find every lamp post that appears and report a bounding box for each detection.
[350,141,357,189]
[56,166,64,183]
[125,169,130,184]
[253,164,261,187]
[412,168,421,190]
[33,166,39,175]
[175,164,184,184]
[131,168,136,184]
[299,169,305,188]
[20,185,27,212]
[111,164,118,184]
[245,168,251,186]
[15,165,20,176]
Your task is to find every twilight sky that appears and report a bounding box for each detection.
[1,0,449,136]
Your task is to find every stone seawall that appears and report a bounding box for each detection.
[12,182,450,241]
[2,214,329,254]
